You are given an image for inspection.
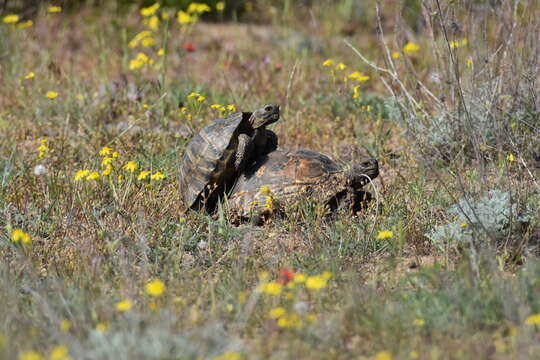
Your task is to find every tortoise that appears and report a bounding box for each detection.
[180,104,280,212]
[226,149,379,224]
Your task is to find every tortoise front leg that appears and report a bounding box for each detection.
[235,133,253,172]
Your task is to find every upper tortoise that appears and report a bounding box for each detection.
[180,104,280,212]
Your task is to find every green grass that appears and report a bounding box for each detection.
[1,1,540,359]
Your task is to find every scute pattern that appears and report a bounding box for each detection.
[180,112,244,209]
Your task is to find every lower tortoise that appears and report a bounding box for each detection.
[180,104,280,212]
[226,149,379,224]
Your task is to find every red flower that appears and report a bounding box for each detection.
[278,268,295,284]
[274,63,283,72]
[183,42,196,52]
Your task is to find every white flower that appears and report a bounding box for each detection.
[33,164,48,176]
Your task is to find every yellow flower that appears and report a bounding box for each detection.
[507,153,515,163]
[376,230,393,239]
[19,350,42,360]
[23,72,35,80]
[11,229,31,244]
[264,196,273,209]
[112,151,119,159]
[146,279,166,297]
[2,14,19,24]
[216,2,225,11]
[161,12,170,20]
[140,3,160,17]
[259,185,271,196]
[322,59,334,67]
[335,62,347,71]
[413,318,425,327]
[322,271,333,280]
[187,3,212,14]
[50,345,69,360]
[116,299,133,312]
[525,313,540,325]
[305,276,327,290]
[449,40,459,49]
[74,169,90,181]
[129,30,153,48]
[277,313,302,329]
[227,104,236,112]
[95,322,108,332]
[213,352,242,360]
[47,6,62,13]
[101,157,113,167]
[466,57,474,68]
[403,42,420,56]
[137,170,151,180]
[348,71,370,82]
[260,281,282,296]
[391,51,401,59]
[197,95,206,103]
[59,319,71,332]
[374,351,393,360]
[177,10,195,25]
[46,91,59,99]
[86,172,100,181]
[17,20,33,28]
[293,273,306,283]
[150,171,166,180]
[269,307,286,319]
[99,146,112,156]
[187,92,200,99]
[123,161,138,172]
[129,52,153,70]
[460,222,468,228]
[353,85,361,100]
[157,48,165,56]
[102,164,113,176]
[141,36,156,48]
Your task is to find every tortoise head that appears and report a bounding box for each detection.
[345,158,379,189]
[249,104,280,128]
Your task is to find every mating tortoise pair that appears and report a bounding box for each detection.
[180,105,379,223]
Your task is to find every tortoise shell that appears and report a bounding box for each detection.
[180,112,247,210]
[228,149,379,221]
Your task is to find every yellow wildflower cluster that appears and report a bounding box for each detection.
[2,13,33,28]
[11,229,32,244]
[450,39,468,49]
[187,92,206,103]
[210,103,236,113]
[259,281,283,296]
[177,2,212,26]
[129,52,154,71]
[37,138,49,159]
[128,2,167,72]
[322,59,371,100]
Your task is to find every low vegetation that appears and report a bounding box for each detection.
[1,1,539,359]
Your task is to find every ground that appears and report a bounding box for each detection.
[1,1,540,359]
